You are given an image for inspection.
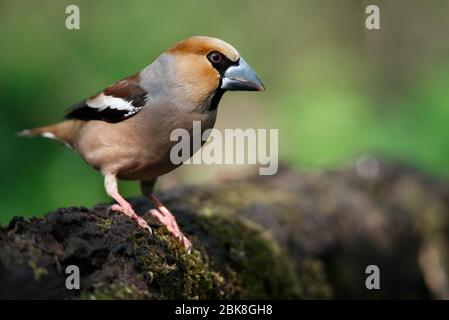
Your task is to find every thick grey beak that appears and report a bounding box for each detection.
[221,57,265,91]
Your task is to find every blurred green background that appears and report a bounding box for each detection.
[1,0,449,224]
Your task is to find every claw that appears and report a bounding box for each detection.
[108,204,122,212]
[109,204,152,234]
[145,225,153,235]
[182,236,192,254]
[148,207,192,253]
[133,215,153,234]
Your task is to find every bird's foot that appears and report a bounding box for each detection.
[149,208,192,253]
[109,203,152,234]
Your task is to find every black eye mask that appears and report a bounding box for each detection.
[206,51,239,77]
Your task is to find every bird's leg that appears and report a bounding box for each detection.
[149,195,192,252]
[104,174,151,233]
[140,180,191,252]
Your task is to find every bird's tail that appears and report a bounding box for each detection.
[17,125,56,138]
[17,120,84,148]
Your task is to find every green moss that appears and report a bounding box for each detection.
[85,186,328,300]
[188,182,333,299]
[82,281,148,300]
[130,215,303,299]
[28,260,48,282]
[186,182,296,217]
[96,218,113,233]
[195,214,302,299]
[297,259,334,299]
[131,229,227,299]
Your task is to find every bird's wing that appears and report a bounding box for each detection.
[65,75,148,123]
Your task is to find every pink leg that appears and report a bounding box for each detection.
[108,193,151,233]
[149,195,192,252]
[104,174,151,233]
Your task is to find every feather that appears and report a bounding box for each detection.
[65,76,147,123]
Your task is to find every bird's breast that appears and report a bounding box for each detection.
[117,107,218,180]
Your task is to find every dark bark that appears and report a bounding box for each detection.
[1,159,448,299]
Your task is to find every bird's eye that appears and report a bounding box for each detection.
[207,51,223,64]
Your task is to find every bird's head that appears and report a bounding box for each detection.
[164,36,265,109]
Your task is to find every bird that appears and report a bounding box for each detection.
[18,36,265,252]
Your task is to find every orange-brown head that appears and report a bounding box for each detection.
[165,36,264,110]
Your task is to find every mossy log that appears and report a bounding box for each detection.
[1,159,449,299]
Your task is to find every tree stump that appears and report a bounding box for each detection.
[1,159,448,299]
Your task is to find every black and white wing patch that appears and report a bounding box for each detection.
[65,78,148,123]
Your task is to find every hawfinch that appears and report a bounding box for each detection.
[19,36,265,252]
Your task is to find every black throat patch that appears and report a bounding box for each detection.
[207,88,225,111]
